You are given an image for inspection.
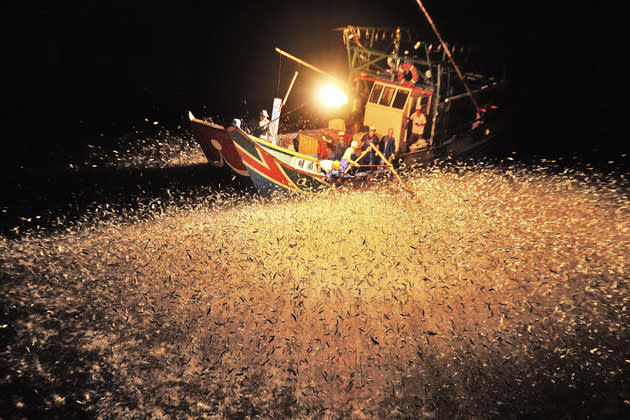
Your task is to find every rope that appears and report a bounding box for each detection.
[415,0,481,116]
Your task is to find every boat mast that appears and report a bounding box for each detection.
[429,63,440,143]
[391,27,402,83]
[415,0,481,116]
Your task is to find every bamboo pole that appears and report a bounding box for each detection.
[332,147,367,185]
[282,71,299,109]
[415,0,481,115]
[342,148,370,175]
[369,144,414,194]
[275,48,344,86]
[332,144,413,194]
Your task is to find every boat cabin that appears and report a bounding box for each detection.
[359,75,433,153]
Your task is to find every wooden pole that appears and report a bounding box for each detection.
[333,144,414,194]
[275,47,344,86]
[282,71,299,109]
[342,148,370,175]
[369,144,414,194]
[333,147,367,185]
[415,0,481,115]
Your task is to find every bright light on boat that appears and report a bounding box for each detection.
[319,85,348,107]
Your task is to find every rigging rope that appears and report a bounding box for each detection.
[415,0,481,116]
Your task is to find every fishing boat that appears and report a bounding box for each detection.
[338,20,505,165]
[187,112,387,194]
[188,5,505,195]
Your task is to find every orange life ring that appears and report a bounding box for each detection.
[397,63,419,86]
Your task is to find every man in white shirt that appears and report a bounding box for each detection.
[320,159,341,181]
[407,106,429,151]
[339,141,359,176]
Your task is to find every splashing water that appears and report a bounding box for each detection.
[1,123,629,419]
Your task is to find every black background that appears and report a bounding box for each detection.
[3,1,625,162]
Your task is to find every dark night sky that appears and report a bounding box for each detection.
[4,1,624,157]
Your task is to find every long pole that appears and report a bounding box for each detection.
[415,0,481,115]
[269,103,306,124]
[342,148,371,175]
[282,71,299,109]
[275,47,344,86]
[370,144,414,195]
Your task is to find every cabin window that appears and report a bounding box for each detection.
[392,90,409,109]
[369,84,383,103]
[379,86,395,106]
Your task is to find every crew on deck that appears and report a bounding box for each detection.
[320,159,341,182]
[359,126,379,170]
[380,128,396,165]
[339,141,359,176]
[255,109,271,140]
[335,131,347,161]
[408,105,429,151]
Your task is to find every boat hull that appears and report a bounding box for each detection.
[188,112,249,176]
[400,118,504,165]
[227,126,330,195]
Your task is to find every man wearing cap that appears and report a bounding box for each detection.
[380,128,396,165]
[359,126,379,170]
[339,141,359,176]
[256,109,271,140]
[335,131,347,161]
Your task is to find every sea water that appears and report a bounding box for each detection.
[1,120,629,419]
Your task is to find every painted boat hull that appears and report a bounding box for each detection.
[188,112,249,176]
[227,126,331,195]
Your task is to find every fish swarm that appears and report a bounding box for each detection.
[1,146,629,419]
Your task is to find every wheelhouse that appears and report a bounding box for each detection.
[359,75,433,153]
[342,25,505,154]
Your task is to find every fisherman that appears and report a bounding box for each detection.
[335,131,347,161]
[359,126,379,170]
[339,140,359,176]
[320,159,341,182]
[380,128,396,165]
[407,105,429,151]
[256,109,271,140]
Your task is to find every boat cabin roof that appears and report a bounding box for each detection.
[353,74,433,96]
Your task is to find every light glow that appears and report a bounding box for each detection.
[319,85,348,107]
